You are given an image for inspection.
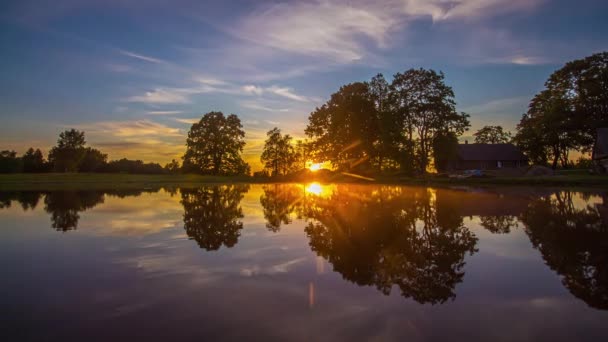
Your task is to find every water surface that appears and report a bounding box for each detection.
[1,184,607,341]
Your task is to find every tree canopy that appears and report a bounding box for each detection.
[473,125,512,144]
[260,128,297,176]
[183,112,249,175]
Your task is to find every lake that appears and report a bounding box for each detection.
[1,184,607,341]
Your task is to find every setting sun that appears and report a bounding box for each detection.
[309,163,322,172]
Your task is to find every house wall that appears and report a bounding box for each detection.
[448,160,526,171]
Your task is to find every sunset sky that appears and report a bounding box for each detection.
[1,0,607,170]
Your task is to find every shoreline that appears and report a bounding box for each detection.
[1,173,608,191]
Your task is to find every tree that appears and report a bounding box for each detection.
[164,159,181,174]
[183,112,249,175]
[433,131,459,172]
[0,150,22,173]
[22,148,47,173]
[305,82,379,171]
[78,147,107,172]
[260,128,296,176]
[514,89,586,169]
[48,129,87,172]
[391,68,470,173]
[473,125,512,144]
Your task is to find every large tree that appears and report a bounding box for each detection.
[260,127,296,176]
[391,68,470,173]
[473,125,512,144]
[48,129,87,172]
[183,112,249,175]
[305,82,379,171]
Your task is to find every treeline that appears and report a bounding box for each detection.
[514,52,608,169]
[0,129,167,174]
[259,68,470,176]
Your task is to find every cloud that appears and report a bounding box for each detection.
[241,85,310,102]
[240,101,289,113]
[77,119,182,138]
[119,50,166,64]
[174,118,199,125]
[126,88,192,104]
[229,0,547,64]
[146,110,182,115]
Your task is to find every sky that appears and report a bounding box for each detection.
[1,0,607,170]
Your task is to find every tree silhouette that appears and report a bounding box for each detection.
[301,185,478,304]
[0,191,42,210]
[48,129,87,172]
[480,215,518,234]
[22,148,47,172]
[261,128,297,176]
[474,125,512,144]
[180,185,249,250]
[520,191,608,310]
[391,69,470,173]
[183,112,249,175]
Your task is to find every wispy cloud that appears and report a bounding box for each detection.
[240,101,289,113]
[147,110,182,115]
[174,118,199,125]
[126,88,192,104]
[228,0,547,64]
[119,50,166,64]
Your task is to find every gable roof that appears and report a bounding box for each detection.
[593,128,608,160]
[456,143,527,161]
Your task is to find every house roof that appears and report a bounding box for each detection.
[456,143,527,161]
[593,128,608,160]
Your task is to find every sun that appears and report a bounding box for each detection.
[309,163,322,172]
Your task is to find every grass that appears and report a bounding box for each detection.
[1,172,608,191]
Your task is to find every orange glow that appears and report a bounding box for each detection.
[309,163,322,172]
[305,182,323,195]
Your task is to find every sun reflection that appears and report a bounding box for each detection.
[305,182,324,196]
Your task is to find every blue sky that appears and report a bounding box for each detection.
[1,0,607,169]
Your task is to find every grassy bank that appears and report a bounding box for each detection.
[1,172,608,191]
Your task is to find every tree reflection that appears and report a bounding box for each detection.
[480,216,518,234]
[44,191,105,231]
[261,184,478,304]
[0,191,42,210]
[520,191,608,310]
[259,184,303,231]
[181,185,249,251]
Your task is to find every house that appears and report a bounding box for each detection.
[592,128,608,172]
[443,143,528,171]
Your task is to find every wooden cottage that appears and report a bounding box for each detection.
[443,143,528,171]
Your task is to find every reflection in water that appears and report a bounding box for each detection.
[181,185,250,251]
[261,184,479,304]
[1,185,608,310]
[44,191,105,231]
[520,192,608,310]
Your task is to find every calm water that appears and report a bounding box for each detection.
[1,184,607,341]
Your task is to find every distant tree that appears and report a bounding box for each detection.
[78,147,107,172]
[48,129,87,172]
[0,150,22,173]
[164,159,181,174]
[261,128,296,176]
[305,82,378,171]
[473,125,512,144]
[22,148,47,173]
[183,112,249,175]
[391,68,470,173]
[100,158,165,174]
